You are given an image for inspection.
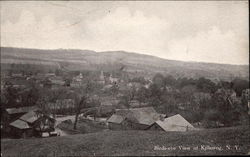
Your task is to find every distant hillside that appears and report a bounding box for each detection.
[1,47,249,81]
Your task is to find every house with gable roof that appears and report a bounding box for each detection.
[107,107,166,130]
[148,114,196,132]
[5,108,56,138]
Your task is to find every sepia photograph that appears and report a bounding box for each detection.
[0,0,249,156]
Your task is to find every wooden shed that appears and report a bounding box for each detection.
[107,114,125,130]
[9,119,33,138]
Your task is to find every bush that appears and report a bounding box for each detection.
[202,109,220,128]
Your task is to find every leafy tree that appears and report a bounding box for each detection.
[149,83,162,102]
[1,87,9,106]
[20,85,39,106]
[136,86,149,104]
[153,73,165,88]
[160,91,179,113]
[164,75,176,86]
[176,77,189,88]
[119,95,130,109]
[120,85,137,109]
[231,78,249,96]
[130,76,147,85]
[218,80,231,89]
[181,85,197,94]
[3,85,19,107]
[202,88,246,127]
[203,109,220,128]
[196,77,216,93]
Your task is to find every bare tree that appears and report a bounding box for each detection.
[73,94,87,130]
[48,88,67,117]
[73,80,93,130]
[36,96,51,115]
[36,87,67,118]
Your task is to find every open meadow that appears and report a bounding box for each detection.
[1,126,249,156]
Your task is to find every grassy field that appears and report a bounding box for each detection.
[1,126,249,156]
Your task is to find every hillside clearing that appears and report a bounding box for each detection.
[1,126,249,156]
[2,47,248,80]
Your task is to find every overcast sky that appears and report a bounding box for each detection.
[1,1,248,65]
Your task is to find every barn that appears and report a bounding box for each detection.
[125,107,166,130]
[8,111,56,138]
[1,106,38,134]
[4,106,38,123]
[148,114,195,132]
[108,107,166,130]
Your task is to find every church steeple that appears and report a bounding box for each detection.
[79,73,83,79]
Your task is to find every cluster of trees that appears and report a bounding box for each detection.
[1,82,39,108]
[129,76,148,85]
[120,73,249,128]
[1,77,97,130]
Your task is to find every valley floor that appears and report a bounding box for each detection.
[1,126,249,156]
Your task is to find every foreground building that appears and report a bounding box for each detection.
[2,106,56,138]
[2,106,38,128]
[9,111,56,138]
[148,114,195,132]
[9,119,33,138]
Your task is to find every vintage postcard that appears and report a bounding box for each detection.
[1,1,249,156]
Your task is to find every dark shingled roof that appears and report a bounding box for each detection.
[115,107,164,126]
[127,107,162,126]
